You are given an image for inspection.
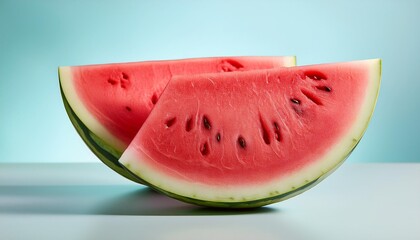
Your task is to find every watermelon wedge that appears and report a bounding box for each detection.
[120,59,381,208]
[59,56,296,183]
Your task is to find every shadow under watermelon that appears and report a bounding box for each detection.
[93,187,278,216]
[0,185,277,216]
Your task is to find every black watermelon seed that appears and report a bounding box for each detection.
[238,136,246,149]
[291,98,301,104]
[216,133,221,142]
[203,115,211,130]
[316,85,332,92]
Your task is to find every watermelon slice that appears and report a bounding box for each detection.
[120,59,381,208]
[59,56,296,183]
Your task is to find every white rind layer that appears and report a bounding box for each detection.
[59,66,127,152]
[282,56,297,68]
[120,59,381,203]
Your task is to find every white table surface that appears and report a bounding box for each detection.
[0,162,419,240]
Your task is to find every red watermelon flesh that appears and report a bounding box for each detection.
[120,59,381,207]
[59,56,295,153]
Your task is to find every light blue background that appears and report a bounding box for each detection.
[0,0,418,163]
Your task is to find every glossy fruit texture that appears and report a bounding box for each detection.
[120,59,381,207]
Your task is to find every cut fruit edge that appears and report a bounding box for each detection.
[120,59,382,207]
[59,66,126,153]
[60,85,148,184]
[59,56,296,184]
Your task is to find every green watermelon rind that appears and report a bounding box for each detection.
[120,59,381,208]
[59,81,147,184]
[124,164,322,208]
[122,141,352,208]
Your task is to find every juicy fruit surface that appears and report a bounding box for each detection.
[60,56,295,184]
[125,62,367,185]
[62,56,295,152]
[121,59,381,207]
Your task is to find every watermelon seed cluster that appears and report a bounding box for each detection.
[107,72,130,89]
[289,70,333,115]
